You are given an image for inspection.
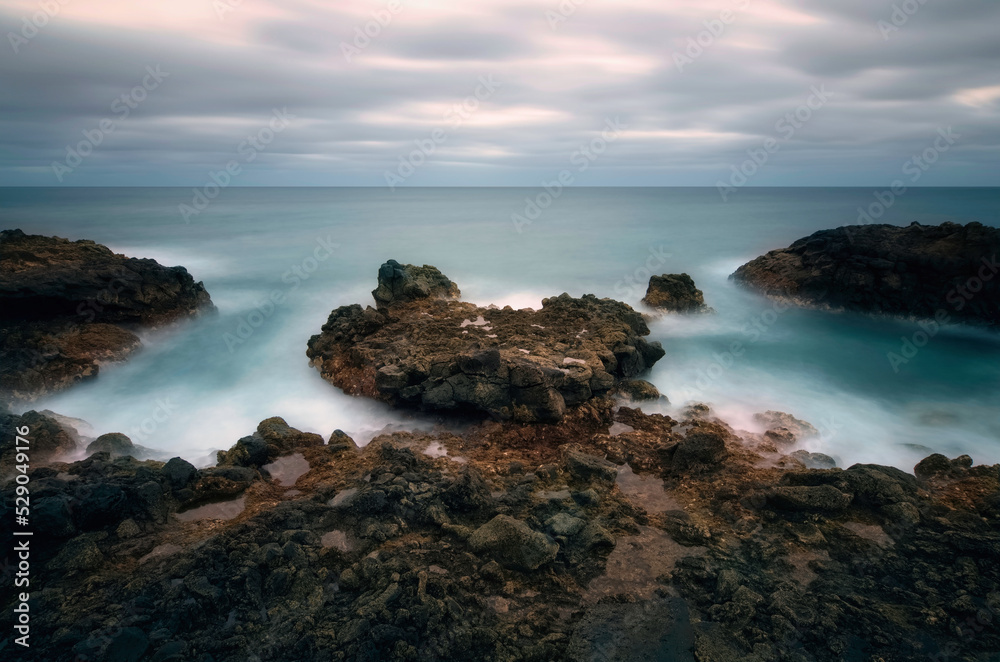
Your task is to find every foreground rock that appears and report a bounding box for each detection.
[731,221,1000,327]
[307,260,665,422]
[0,229,214,404]
[641,273,711,313]
[5,405,999,661]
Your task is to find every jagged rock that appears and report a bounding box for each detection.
[641,273,711,313]
[218,417,323,467]
[468,514,559,571]
[0,229,214,404]
[731,221,1000,327]
[307,262,665,422]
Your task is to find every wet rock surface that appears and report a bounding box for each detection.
[306,261,665,422]
[641,273,711,313]
[5,402,999,662]
[731,221,1000,327]
[0,229,214,404]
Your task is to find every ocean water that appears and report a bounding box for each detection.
[2,187,999,469]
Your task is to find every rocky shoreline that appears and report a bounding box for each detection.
[2,232,999,661]
[0,229,214,406]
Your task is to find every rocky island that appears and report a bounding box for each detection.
[731,221,1000,327]
[306,260,665,423]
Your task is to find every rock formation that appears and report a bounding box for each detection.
[5,403,1000,661]
[0,229,214,404]
[307,260,665,422]
[731,221,1000,327]
[641,273,711,313]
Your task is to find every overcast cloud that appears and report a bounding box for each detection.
[1,0,998,186]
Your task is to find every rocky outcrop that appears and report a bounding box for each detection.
[0,409,79,473]
[307,260,666,422]
[0,229,214,404]
[372,259,460,309]
[5,404,1000,662]
[641,273,711,313]
[731,221,1000,326]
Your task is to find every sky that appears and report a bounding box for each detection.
[1,0,998,187]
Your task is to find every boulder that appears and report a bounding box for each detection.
[372,259,460,309]
[86,432,135,458]
[731,222,1000,327]
[468,515,559,571]
[641,273,711,313]
[0,410,78,471]
[672,426,729,472]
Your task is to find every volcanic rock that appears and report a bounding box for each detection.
[0,229,214,404]
[641,273,711,313]
[307,260,666,422]
[731,221,1000,327]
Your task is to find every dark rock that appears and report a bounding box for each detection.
[568,597,696,661]
[106,627,149,662]
[731,221,1000,327]
[468,514,559,571]
[769,485,853,512]
[564,447,618,483]
[672,426,729,472]
[371,259,460,309]
[0,229,214,404]
[841,463,918,507]
[441,465,493,513]
[161,457,197,489]
[641,273,711,313]
[86,432,134,457]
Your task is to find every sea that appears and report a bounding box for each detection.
[2,187,999,469]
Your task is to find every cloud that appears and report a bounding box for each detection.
[0,0,997,186]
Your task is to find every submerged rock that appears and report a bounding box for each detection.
[731,221,1000,327]
[641,273,711,313]
[307,260,665,422]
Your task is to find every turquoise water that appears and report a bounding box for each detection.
[2,187,999,468]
